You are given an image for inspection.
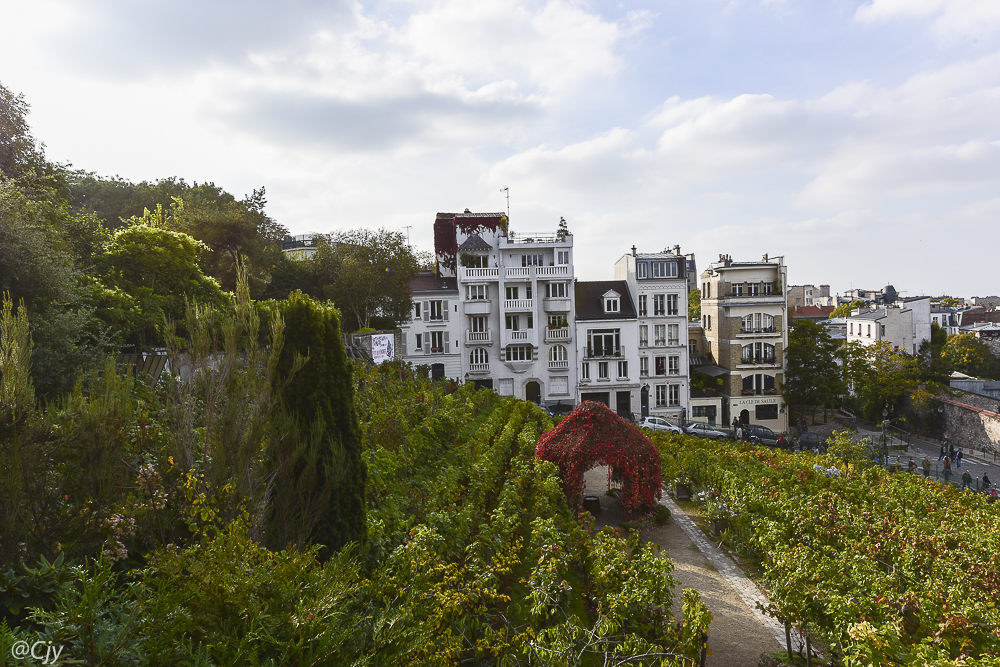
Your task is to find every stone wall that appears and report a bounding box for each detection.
[940,394,1000,456]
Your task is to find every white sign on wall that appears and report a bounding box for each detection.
[371,334,394,364]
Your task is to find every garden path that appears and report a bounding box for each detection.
[583,466,782,667]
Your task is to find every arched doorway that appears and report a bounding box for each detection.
[526,381,541,404]
[740,408,750,425]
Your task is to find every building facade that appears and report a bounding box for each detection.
[405,274,462,380]
[574,281,640,419]
[698,254,789,433]
[614,249,691,422]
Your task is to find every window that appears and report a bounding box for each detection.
[640,357,649,376]
[655,356,666,376]
[654,325,666,346]
[667,293,679,315]
[653,262,678,278]
[867,324,871,337]
[467,284,488,300]
[655,385,667,407]
[587,329,620,356]
[506,345,532,361]
[430,331,445,353]
[638,294,647,316]
[763,282,773,295]
[708,315,712,330]
[764,375,775,393]
[639,325,648,347]
[617,360,628,378]
[545,282,566,298]
[505,315,520,330]
[756,404,778,421]
[551,376,569,394]
[499,378,514,396]
[732,283,744,296]
[849,323,853,334]
[521,254,544,266]
[668,324,679,345]
[414,333,422,350]
[429,300,444,320]
[748,282,760,296]
[605,296,620,313]
[880,324,885,337]
[598,361,609,379]
[557,250,570,265]
[549,345,568,361]
[470,348,488,365]
[526,284,532,300]
[463,254,487,268]
[470,316,487,333]
[637,262,647,279]
[526,313,533,329]
[742,343,775,364]
[668,356,679,375]
[742,375,754,393]
[741,313,775,334]
[505,286,519,300]
[689,339,697,355]
[581,362,590,380]
[548,315,567,328]
[653,294,665,316]
[414,302,421,318]
[669,385,680,407]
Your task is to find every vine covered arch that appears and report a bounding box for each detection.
[535,401,662,517]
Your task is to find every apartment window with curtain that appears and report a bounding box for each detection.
[617,360,628,379]
[653,294,665,316]
[668,324,679,345]
[636,262,647,278]
[667,293,678,315]
[639,325,648,347]
[668,356,679,375]
[640,357,649,376]
[654,324,666,346]
[655,385,667,407]
[669,385,680,406]
[598,361,609,379]
[638,294,647,316]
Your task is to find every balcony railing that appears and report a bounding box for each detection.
[505,231,572,244]
[469,363,490,373]
[505,267,530,279]
[537,265,570,277]
[741,356,777,365]
[466,329,492,344]
[504,299,534,310]
[545,327,571,341]
[548,360,569,370]
[740,326,776,335]
[509,330,529,341]
[462,267,499,279]
[584,346,626,359]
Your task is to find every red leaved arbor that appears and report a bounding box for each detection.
[535,401,662,517]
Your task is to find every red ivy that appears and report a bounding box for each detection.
[535,401,662,518]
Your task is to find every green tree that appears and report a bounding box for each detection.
[784,319,845,425]
[916,321,949,384]
[942,333,1000,380]
[313,228,419,331]
[688,288,700,322]
[271,292,366,557]
[841,340,920,422]
[829,300,866,319]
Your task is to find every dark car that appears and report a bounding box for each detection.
[794,432,828,453]
[743,424,788,449]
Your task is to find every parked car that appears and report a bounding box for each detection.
[743,424,788,449]
[685,422,728,440]
[638,416,683,434]
[793,432,828,453]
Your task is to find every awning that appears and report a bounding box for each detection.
[693,364,728,377]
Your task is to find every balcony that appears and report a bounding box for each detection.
[504,267,530,279]
[548,360,569,371]
[464,299,492,315]
[545,327,571,342]
[542,297,571,313]
[537,265,570,277]
[504,299,534,310]
[505,231,572,244]
[469,363,490,374]
[509,330,529,342]
[737,357,778,368]
[461,267,499,280]
[466,329,493,345]
[584,346,626,359]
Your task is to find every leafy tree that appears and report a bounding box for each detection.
[69,173,225,230]
[829,300,866,318]
[841,340,920,422]
[942,333,999,380]
[688,288,700,321]
[916,321,949,384]
[0,83,69,203]
[271,292,366,557]
[313,228,419,331]
[784,319,845,424]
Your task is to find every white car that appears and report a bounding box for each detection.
[685,423,727,440]
[638,416,683,434]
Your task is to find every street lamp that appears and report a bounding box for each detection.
[881,407,890,467]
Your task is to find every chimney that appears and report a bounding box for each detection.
[674,245,680,255]
[631,245,637,257]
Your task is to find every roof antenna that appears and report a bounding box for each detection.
[501,186,510,219]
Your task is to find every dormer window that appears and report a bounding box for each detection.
[602,290,621,313]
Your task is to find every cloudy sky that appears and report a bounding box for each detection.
[2,0,998,297]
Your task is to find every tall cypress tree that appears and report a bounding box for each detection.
[271,291,366,557]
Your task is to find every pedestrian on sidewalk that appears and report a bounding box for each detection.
[983,473,992,493]
[962,470,973,490]
[938,445,946,461]
[957,449,964,468]
[922,456,931,477]
[943,456,952,482]
[949,443,956,460]
[907,458,916,474]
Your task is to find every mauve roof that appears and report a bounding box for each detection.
[410,274,458,293]
[574,280,637,320]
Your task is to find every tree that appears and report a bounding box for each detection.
[829,300,866,319]
[313,228,419,332]
[0,82,69,202]
[688,288,701,322]
[270,292,367,557]
[784,320,845,425]
[916,321,949,384]
[841,340,920,422]
[942,333,1000,380]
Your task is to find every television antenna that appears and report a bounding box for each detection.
[403,225,412,248]
[500,186,510,219]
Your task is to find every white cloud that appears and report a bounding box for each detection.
[855,0,1000,40]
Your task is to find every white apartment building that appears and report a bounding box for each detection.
[405,273,461,380]
[615,249,690,422]
[699,254,789,433]
[574,281,640,419]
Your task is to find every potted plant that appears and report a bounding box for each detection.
[673,474,693,501]
[706,498,736,538]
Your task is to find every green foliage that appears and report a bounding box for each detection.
[688,287,701,322]
[829,300,866,318]
[942,333,1000,380]
[785,319,845,423]
[0,553,70,630]
[841,340,920,422]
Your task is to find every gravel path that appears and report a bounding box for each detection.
[582,466,782,667]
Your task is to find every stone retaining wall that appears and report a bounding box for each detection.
[940,395,1000,455]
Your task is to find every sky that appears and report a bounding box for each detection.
[2,0,998,298]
